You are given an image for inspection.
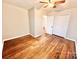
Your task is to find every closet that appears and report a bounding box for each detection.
[43,15,70,37]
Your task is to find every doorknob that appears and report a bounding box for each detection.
[51,26,53,28]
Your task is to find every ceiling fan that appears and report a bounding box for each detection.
[40,0,65,8]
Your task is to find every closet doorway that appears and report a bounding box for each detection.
[43,15,70,37]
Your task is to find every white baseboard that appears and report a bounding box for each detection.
[3,33,31,41]
[65,37,76,47]
[34,35,41,37]
[65,37,76,42]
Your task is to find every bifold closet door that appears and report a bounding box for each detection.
[53,15,70,37]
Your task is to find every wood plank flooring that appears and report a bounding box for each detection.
[2,33,76,59]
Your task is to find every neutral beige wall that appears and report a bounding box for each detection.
[3,3,29,40]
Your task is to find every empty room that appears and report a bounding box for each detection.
[2,0,77,59]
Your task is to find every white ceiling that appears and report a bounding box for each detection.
[3,0,77,10]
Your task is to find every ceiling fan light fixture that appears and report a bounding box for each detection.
[40,0,65,8]
[48,3,54,8]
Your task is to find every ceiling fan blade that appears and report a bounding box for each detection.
[53,5,56,8]
[43,5,48,8]
[49,0,52,3]
[40,1,48,3]
[55,0,65,4]
[49,0,50,2]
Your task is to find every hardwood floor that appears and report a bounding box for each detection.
[2,33,76,59]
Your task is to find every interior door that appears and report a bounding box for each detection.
[43,16,54,34]
[47,16,54,34]
[53,15,70,37]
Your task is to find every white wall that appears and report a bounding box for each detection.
[29,8,44,36]
[47,8,77,41]
[3,3,29,40]
[29,8,35,35]
[66,8,77,41]
[29,8,77,41]
[53,15,70,37]
[34,8,44,36]
[3,2,76,41]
